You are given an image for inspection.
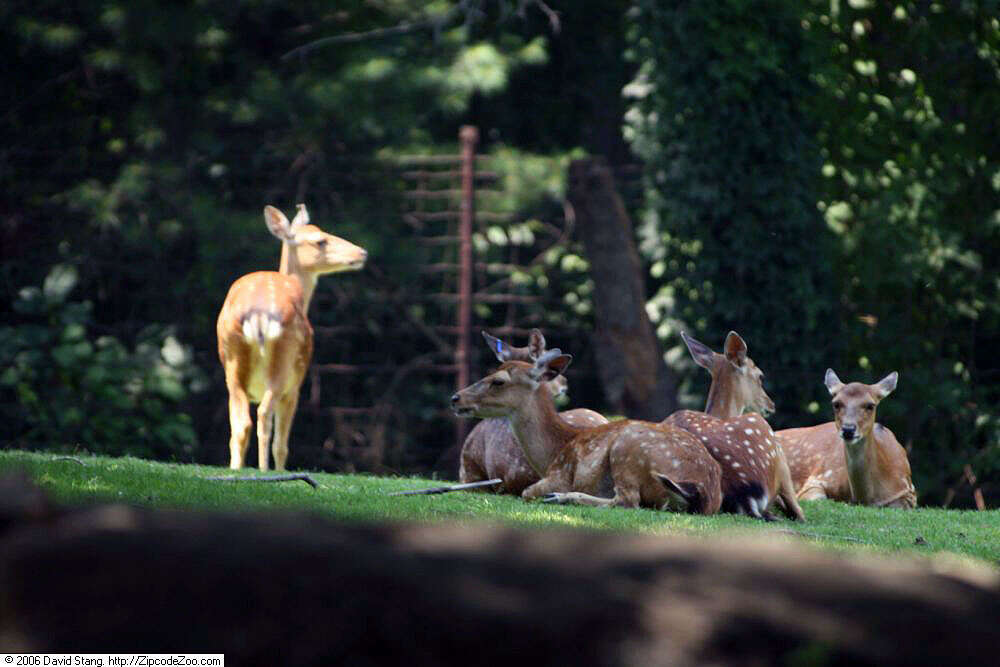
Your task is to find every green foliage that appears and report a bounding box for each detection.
[0,0,573,468]
[0,265,205,458]
[626,1,839,420]
[3,449,998,564]
[802,1,1000,500]
[628,1,1000,501]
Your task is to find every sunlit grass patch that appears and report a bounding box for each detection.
[1,449,997,567]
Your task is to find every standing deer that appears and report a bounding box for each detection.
[217,204,367,471]
[451,351,722,514]
[662,332,804,521]
[777,370,916,508]
[459,330,608,495]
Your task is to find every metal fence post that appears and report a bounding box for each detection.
[455,126,478,449]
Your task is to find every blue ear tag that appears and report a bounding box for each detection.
[497,340,503,356]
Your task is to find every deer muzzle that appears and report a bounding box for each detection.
[450,392,476,418]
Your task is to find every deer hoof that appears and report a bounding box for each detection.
[542,493,567,504]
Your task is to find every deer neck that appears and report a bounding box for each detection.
[279,243,318,312]
[843,432,877,503]
[704,377,741,419]
[507,388,579,476]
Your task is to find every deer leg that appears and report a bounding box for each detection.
[227,390,252,470]
[542,489,639,509]
[522,475,565,500]
[570,444,613,495]
[774,452,806,521]
[224,360,252,470]
[272,389,299,472]
[256,388,276,472]
[797,481,829,501]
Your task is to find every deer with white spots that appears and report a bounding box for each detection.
[459,330,608,495]
[451,351,722,514]
[217,204,367,471]
[777,370,916,508]
[662,332,804,521]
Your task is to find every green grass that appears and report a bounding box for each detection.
[2,449,997,568]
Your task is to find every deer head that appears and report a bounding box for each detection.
[451,350,573,419]
[824,369,898,444]
[481,329,569,398]
[682,331,774,417]
[265,204,368,279]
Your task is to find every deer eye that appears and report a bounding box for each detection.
[832,401,843,411]
[864,403,875,411]
[316,239,328,249]
[490,378,506,387]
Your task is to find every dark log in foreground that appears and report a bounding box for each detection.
[1,474,997,666]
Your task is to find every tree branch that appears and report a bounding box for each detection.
[281,0,561,61]
[281,3,467,61]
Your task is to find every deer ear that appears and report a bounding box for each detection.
[539,354,573,382]
[290,203,310,230]
[264,206,294,242]
[528,329,546,360]
[482,331,513,362]
[873,371,898,400]
[531,349,572,382]
[681,332,715,370]
[724,331,748,368]
[824,369,844,396]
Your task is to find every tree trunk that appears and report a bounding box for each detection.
[568,158,678,420]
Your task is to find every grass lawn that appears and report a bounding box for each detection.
[2,449,997,567]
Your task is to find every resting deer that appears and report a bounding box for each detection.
[459,330,608,494]
[451,351,722,514]
[217,204,367,471]
[662,331,804,521]
[777,370,916,508]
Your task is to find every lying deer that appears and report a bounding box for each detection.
[459,330,608,494]
[662,332,804,521]
[777,370,916,508]
[451,350,722,514]
[217,204,367,471]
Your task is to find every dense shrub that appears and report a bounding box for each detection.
[625,0,839,422]
[1,265,205,459]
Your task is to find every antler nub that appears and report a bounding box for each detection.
[290,203,310,230]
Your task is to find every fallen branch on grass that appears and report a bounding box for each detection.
[203,474,319,489]
[52,456,87,466]
[388,478,502,496]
